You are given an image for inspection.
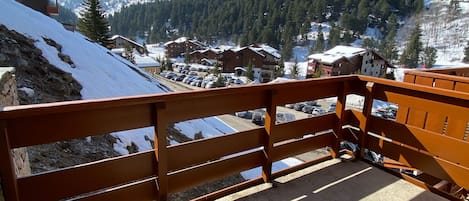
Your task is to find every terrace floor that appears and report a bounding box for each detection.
[218,158,447,201]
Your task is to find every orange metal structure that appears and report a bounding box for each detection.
[0,74,468,200]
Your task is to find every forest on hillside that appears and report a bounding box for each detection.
[109,0,423,59]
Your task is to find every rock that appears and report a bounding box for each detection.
[58,53,74,65]
[42,37,62,52]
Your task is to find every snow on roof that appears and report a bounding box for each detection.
[111,34,144,49]
[134,54,161,68]
[145,44,165,59]
[252,44,281,59]
[111,48,125,54]
[174,37,188,43]
[308,45,366,64]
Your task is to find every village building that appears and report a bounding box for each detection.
[17,0,58,15]
[218,44,281,83]
[307,45,393,78]
[134,54,161,76]
[164,37,206,58]
[110,35,146,54]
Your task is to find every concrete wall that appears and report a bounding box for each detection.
[0,67,31,201]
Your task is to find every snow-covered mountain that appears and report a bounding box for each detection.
[60,0,153,16]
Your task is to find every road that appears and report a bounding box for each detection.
[156,74,330,161]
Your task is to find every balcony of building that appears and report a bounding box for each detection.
[0,69,468,201]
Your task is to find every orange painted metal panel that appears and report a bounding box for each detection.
[403,74,416,83]
[434,79,455,90]
[367,136,469,190]
[17,151,156,201]
[271,133,334,161]
[455,82,469,93]
[415,76,434,87]
[445,117,468,140]
[167,150,264,194]
[78,178,158,201]
[167,128,264,171]
[372,84,469,120]
[406,109,427,128]
[368,117,469,167]
[273,114,337,143]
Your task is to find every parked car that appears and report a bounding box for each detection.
[311,108,326,116]
[165,72,177,79]
[285,103,295,109]
[293,102,306,111]
[175,74,186,81]
[252,112,265,126]
[302,105,315,113]
[235,111,253,119]
[328,103,337,112]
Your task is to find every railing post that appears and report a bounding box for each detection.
[331,82,349,158]
[359,82,374,159]
[0,121,19,201]
[154,103,168,201]
[262,90,277,183]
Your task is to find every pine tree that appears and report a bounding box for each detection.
[328,24,340,49]
[275,58,285,78]
[463,42,469,63]
[314,25,325,53]
[422,46,437,68]
[400,24,422,68]
[78,0,111,47]
[290,57,299,79]
[246,61,254,81]
[379,14,398,62]
[123,45,135,64]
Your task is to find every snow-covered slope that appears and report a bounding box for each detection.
[0,0,234,155]
[398,0,469,66]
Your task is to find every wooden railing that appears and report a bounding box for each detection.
[0,75,468,201]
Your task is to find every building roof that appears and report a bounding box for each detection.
[308,45,367,65]
[134,54,161,68]
[250,44,281,59]
[164,37,206,48]
[110,35,144,49]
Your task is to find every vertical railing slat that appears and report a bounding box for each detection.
[359,82,375,158]
[154,103,168,201]
[0,121,19,201]
[331,81,349,158]
[262,90,276,183]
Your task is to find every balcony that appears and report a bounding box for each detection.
[0,72,468,200]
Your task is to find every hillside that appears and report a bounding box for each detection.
[0,0,235,167]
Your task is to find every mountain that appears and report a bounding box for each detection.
[60,0,154,16]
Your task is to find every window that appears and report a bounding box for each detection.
[47,0,59,15]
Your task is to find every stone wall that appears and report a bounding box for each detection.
[0,67,31,201]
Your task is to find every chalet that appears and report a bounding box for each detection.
[17,0,58,15]
[307,45,392,77]
[164,37,206,58]
[110,35,146,55]
[134,54,161,76]
[218,45,281,82]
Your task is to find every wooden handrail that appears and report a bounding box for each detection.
[0,74,468,200]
